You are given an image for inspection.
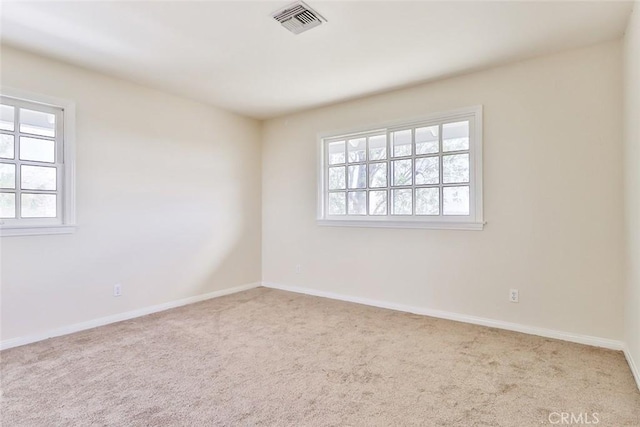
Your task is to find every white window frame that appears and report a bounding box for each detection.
[317,105,484,230]
[0,88,76,237]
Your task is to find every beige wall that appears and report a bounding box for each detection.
[624,2,640,381]
[0,46,262,341]
[0,37,630,351]
[262,41,625,341]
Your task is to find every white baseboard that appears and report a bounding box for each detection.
[0,282,261,351]
[624,347,640,391]
[262,282,625,351]
[4,279,633,388]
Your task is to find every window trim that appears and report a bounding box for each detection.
[317,105,484,230]
[0,87,76,237]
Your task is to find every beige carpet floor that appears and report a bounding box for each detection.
[1,287,639,426]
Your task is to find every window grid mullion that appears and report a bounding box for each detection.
[366,137,370,215]
[16,188,57,195]
[411,128,417,216]
[325,142,332,215]
[438,123,443,216]
[383,131,388,215]
[387,130,392,215]
[385,158,389,214]
[15,159,58,167]
[15,107,22,219]
[365,182,369,216]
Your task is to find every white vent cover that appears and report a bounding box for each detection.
[272,1,326,35]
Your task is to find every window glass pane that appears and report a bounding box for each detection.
[416,126,439,155]
[368,162,387,188]
[392,159,412,186]
[443,121,469,152]
[368,135,387,160]
[0,105,14,131]
[20,136,55,163]
[328,192,346,215]
[416,188,439,215]
[369,190,387,215]
[21,193,57,218]
[392,189,412,215]
[348,191,366,215]
[0,163,15,189]
[21,165,57,190]
[348,164,367,189]
[328,141,345,165]
[0,192,16,218]
[0,135,14,159]
[443,153,470,184]
[20,108,56,137]
[328,166,346,190]
[415,157,439,185]
[391,130,412,157]
[443,186,470,215]
[347,138,366,163]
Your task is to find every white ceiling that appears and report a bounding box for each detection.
[0,1,633,119]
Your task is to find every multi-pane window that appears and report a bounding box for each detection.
[0,92,76,235]
[319,106,483,230]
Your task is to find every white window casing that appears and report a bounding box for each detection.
[317,106,484,230]
[0,88,76,237]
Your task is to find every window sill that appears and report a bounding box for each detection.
[317,219,485,230]
[0,225,77,237]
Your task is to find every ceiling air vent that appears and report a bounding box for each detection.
[272,1,326,35]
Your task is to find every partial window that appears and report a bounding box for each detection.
[0,91,76,236]
[318,106,483,230]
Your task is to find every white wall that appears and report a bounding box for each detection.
[0,46,262,342]
[262,41,625,341]
[624,2,640,383]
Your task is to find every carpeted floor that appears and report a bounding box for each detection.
[1,287,639,426]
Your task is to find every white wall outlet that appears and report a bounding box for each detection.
[509,289,519,303]
[113,284,122,297]
[295,264,302,274]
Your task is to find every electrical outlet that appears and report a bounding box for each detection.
[113,284,122,297]
[295,264,302,274]
[509,289,519,303]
